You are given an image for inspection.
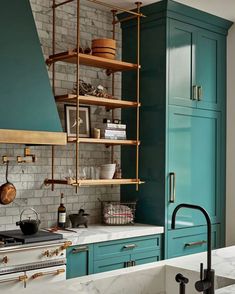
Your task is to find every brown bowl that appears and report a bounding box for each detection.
[92,38,116,60]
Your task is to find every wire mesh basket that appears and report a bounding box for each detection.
[100,200,137,225]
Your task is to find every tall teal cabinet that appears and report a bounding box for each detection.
[120,0,232,259]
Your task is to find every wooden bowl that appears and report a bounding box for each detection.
[92,38,116,60]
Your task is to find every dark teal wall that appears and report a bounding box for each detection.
[0,0,62,132]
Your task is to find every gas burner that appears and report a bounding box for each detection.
[0,230,63,247]
[0,235,23,247]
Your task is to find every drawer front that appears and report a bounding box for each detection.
[94,255,130,274]
[131,250,161,266]
[167,225,220,258]
[0,272,25,291]
[94,235,161,260]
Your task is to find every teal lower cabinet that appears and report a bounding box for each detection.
[167,224,220,258]
[66,244,94,279]
[93,235,162,274]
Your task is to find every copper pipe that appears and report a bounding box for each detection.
[113,15,137,25]
[52,0,74,8]
[135,2,141,191]
[75,0,80,193]
[52,0,56,192]
[111,9,117,164]
[87,0,146,17]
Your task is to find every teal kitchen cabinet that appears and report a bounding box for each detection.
[66,244,94,279]
[93,235,162,274]
[120,0,232,259]
[167,106,222,228]
[169,19,225,111]
[66,235,162,278]
[167,224,220,258]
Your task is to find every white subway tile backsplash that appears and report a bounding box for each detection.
[0,1,122,228]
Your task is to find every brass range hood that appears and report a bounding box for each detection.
[0,0,66,145]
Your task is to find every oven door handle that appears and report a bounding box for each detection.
[0,275,28,284]
[31,269,65,280]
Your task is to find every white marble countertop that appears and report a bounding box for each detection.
[56,224,164,245]
[7,245,235,293]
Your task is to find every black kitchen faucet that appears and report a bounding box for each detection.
[171,204,215,294]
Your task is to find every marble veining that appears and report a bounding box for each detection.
[6,245,235,294]
[58,224,164,245]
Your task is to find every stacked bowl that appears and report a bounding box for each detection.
[100,164,116,179]
[92,38,116,60]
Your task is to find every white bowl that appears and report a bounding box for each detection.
[100,164,116,179]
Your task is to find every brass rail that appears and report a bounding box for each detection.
[32,269,65,280]
[135,2,141,191]
[0,275,28,284]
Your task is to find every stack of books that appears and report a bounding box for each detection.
[103,122,126,140]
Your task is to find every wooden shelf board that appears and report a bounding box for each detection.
[67,137,140,146]
[44,178,144,187]
[46,51,139,72]
[55,94,140,109]
[0,129,67,145]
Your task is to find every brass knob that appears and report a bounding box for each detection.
[42,250,50,257]
[2,256,9,264]
[51,249,59,256]
[60,241,72,251]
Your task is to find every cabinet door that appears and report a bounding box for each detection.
[168,19,197,107]
[167,106,221,228]
[196,29,225,110]
[66,245,93,279]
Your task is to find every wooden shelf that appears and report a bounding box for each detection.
[67,137,140,146]
[55,94,140,109]
[44,178,144,187]
[46,51,139,72]
[0,129,67,145]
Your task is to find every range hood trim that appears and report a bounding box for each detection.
[0,129,67,145]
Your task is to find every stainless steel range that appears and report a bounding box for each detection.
[0,230,71,290]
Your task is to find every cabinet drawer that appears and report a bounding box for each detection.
[94,255,130,274]
[94,235,161,260]
[131,250,161,266]
[167,225,220,258]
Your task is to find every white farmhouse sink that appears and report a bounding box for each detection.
[76,264,235,294]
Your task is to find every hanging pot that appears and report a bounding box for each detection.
[0,161,16,205]
[16,208,41,235]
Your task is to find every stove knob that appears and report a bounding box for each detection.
[42,250,50,257]
[2,256,9,264]
[51,249,59,256]
[60,241,72,251]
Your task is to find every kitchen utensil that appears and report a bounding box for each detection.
[92,38,116,60]
[100,163,116,179]
[69,209,89,228]
[16,208,41,235]
[0,161,16,205]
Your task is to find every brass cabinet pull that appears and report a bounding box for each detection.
[72,246,89,254]
[124,261,136,267]
[192,85,198,100]
[0,275,28,284]
[169,172,176,203]
[198,86,203,101]
[32,269,65,280]
[184,240,207,248]
[123,244,137,250]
